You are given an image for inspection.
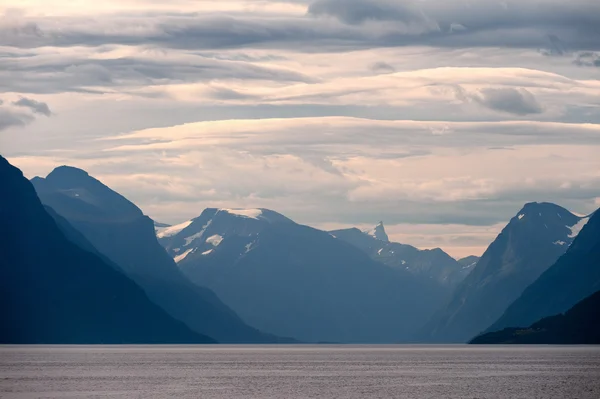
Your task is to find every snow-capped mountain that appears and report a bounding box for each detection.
[159,209,445,343]
[158,208,293,263]
[421,202,588,343]
[486,208,599,333]
[331,222,470,288]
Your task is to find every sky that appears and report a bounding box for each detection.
[1,0,600,258]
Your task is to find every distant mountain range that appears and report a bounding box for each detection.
[0,155,210,344]
[330,223,473,289]
[421,202,589,343]
[158,209,448,343]
[32,167,288,343]
[2,155,598,345]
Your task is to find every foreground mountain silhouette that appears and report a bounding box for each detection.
[158,209,443,343]
[0,155,211,344]
[32,166,289,343]
[330,223,472,289]
[422,202,587,342]
[471,289,600,344]
[486,208,599,333]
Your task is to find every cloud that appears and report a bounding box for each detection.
[12,97,52,116]
[0,50,312,94]
[0,97,50,131]
[308,0,438,29]
[454,86,543,116]
[0,107,35,131]
[476,88,543,115]
[2,0,600,256]
[2,1,600,51]
[370,61,395,73]
[573,51,600,67]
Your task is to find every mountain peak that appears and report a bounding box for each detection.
[46,165,91,181]
[33,166,143,220]
[363,221,389,242]
[513,202,579,226]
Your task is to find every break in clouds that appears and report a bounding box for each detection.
[1,0,600,257]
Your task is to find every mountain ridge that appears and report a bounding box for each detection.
[484,207,599,334]
[0,155,212,344]
[420,201,586,343]
[32,167,291,344]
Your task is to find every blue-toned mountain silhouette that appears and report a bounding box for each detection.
[32,167,289,343]
[157,208,444,343]
[0,155,211,344]
[485,207,599,334]
[330,223,472,289]
[471,288,600,344]
[421,202,587,343]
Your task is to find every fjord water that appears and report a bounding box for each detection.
[1,346,599,398]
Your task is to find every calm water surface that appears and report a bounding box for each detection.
[1,345,599,398]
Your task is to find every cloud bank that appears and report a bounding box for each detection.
[1,0,599,257]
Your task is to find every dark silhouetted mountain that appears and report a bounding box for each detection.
[159,209,443,343]
[0,155,211,344]
[486,208,599,333]
[471,289,600,344]
[32,167,286,343]
[330,224,469,288]
[421,202,585,343]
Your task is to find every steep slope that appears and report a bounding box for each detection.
[0,155,211,344]
[487,209,599,333]
[164,210,442,343]
[364,221,389,242]
[330,224,469,288]
[421,202,585,343]
[32,167,284,343]
[457,256,479,269]
[471,289,600,344]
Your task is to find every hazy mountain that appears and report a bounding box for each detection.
[32,167,286,343]
[457,255,479,269]
[0,155,210,344]
[486,208,599,333]
[363,221,389,242]
[471,289,600,344]
[330,223,470,288]
[421,202,585,343]
[160,209,442,343]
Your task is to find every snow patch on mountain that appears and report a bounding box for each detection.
[363,222,389,242]
[568,217,590,238]
[174,248,194,263]
[220,209,263,219]
[184,232,204,246]
[206,234,224,246]
[183,220,212,246]
[157,220,192,238]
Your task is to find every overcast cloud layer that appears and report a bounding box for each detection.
[1,0,599,257]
